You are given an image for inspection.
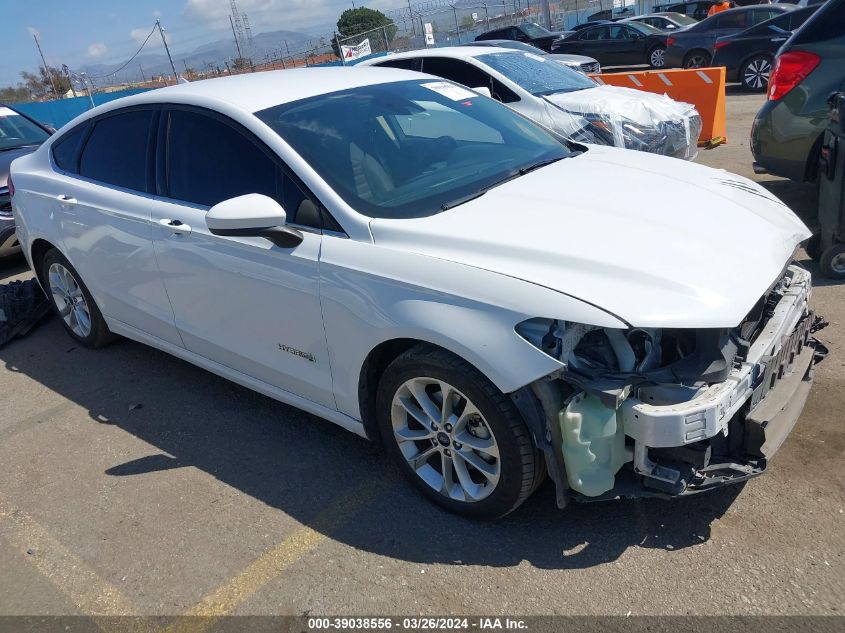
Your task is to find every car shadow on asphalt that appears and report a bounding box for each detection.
[0,317,742,571]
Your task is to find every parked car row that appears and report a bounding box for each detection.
[474,1,826,93]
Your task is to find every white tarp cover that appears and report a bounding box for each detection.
[543,84,702,160]
[475,51,701,160]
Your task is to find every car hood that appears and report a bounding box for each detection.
[0,145,39,187]
[369,145,810,329]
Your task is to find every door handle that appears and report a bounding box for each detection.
[159,218,192,235]
[56,194,77,204]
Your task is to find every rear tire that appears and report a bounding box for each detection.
[40,249,116,348]
[683,50,711,69]
[376,344,543,520]
[740,54,772,92]
[649,45,666,69]
[819,244,845,280]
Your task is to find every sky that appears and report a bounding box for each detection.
[1,0,398,86]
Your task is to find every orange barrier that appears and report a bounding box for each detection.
[589,67,727,148]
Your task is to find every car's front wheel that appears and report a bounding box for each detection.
[376,344,543,520]
[740,55,772,92]
[40,248,116,348]
[649,45,666,68]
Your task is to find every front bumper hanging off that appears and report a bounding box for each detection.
[518,266,828,505]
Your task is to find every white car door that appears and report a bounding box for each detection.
[148,107,336,409]
[46,107,183,346]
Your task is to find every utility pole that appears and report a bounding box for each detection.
[408,0,418,37]
[33,33,59,98]
[229,15,243,58]
[156,20,178,84]
[539,0,552,28]
[139,64,147,83]
[61,65,77,98]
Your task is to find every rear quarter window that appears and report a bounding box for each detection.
[51,125,86,173]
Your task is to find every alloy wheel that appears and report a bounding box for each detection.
[831,252,845,275]
[743,57,771,90]
[685,53,709,69]
[650,48,666,68]
[390,377,501,502]
[48,262,92,338]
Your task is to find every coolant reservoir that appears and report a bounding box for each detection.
[559,393,631,497]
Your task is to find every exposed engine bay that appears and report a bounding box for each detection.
[514,265,828,505]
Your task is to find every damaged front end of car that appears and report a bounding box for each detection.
[511,265,827,507]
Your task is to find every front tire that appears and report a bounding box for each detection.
[684,50,711,69]
[376,344,543,520]
[40,249,116,348]
[740,55,772,92]
[649,45,666,69]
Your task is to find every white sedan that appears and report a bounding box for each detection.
[360,47,701,159]
[10,68,821,519]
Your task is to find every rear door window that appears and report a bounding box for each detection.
[79,109,153,192]
[714,12,749,29]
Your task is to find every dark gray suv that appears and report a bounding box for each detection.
[1,105,51,259]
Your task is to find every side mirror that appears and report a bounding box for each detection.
[472,86,492,98]
[206,193,303,248]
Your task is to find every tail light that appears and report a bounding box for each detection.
[666,36,676,47]
[768,51,821,101]
[7,174,14,198]
[714,40,730,51]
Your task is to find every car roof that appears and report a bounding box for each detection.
[363,47,516,62]
[89,67,433,114]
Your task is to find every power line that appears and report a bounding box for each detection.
[86,23,157,79]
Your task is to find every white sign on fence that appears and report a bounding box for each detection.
[424,22,434,46]
[341,38,372,61]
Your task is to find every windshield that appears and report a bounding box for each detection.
[520,22,553,38]
[477,51,596,96]
[256,80,572,219]
[0,107,49,151]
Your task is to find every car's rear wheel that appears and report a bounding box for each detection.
[819,244,845,280]
[649,45,666,68]
[740,55,772,92]
[683,50,711,69]
[41,249,116,348]
[376,344,543,520]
